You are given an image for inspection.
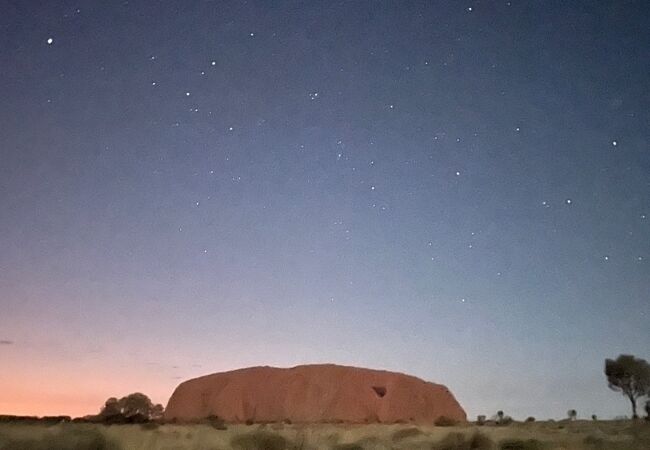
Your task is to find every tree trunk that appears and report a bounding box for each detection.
[629,395,638,419]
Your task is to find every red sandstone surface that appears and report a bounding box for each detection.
[164,364,466,424]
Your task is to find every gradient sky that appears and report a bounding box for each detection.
[1,0,649,420]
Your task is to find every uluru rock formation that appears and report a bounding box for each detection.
[164,364,466,424]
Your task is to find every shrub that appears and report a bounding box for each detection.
[471,432,496,449]
[499,438,544,450]
[230,431,290,450]
[391,427,423,441]
[498,416,513,426]
[332,444,364,450]
[0,428,121,450]
[139,421,160,430]
[205,414,227,430]
[583,435,606,449]
[42,416,72,425]
[524,416,535,423]
[433,432,494,450]
[591,414,597,421]
[0,415,38,423]
[434,415,459,426]
[98,393,163,422]
[476,415,486,425]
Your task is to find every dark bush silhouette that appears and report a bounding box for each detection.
[604,354,650,419]
[434,415,458,426]
[476,415,486,425]
[567,409,577,421]
[524,416,535,423]
[97,393,163,423]
[0,415,38,423]
[205,414,227,430]
[41,416,71,424]
[591,414,597,421]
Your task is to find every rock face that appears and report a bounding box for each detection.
[164,364,466,424]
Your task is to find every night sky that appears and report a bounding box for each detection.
[1,1,649,420]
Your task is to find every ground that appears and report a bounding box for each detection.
[1,420,649,449]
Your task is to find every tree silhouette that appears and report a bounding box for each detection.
[567,409,577,421]
[98,393,163,422]
[99,397,121,419]
[604,354,650,419]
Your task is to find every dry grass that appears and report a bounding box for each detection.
[0,420,648,449]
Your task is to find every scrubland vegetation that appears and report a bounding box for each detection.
[1,354,648,449]
[1,420,650,450]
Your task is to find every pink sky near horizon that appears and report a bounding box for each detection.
[0,363,175,418]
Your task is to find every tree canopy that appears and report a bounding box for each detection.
[98,393,164,422]
[605,354,650,419]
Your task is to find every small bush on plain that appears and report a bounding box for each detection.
[332,444,364,450]
[499,438,544,450]
[230,430,291,450]
[391,427,423,441]
[583,435,606,449]
[433,432,494,450]
[435,415,459,426]
[205,414,227,430]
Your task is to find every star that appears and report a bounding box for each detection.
[46,38,53,45]
[612,140,617,146]
[565,199,572,205]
